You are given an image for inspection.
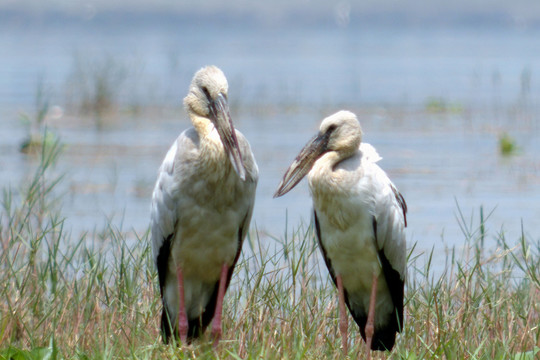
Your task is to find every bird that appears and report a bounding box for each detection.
[150,65,258,346]
[274,110,406,358]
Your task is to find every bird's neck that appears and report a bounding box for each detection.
[309,150,358,195]
[191,113,214,138]
[190,114,232,177]
[309,151,361,230]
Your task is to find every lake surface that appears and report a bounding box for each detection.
[1,17,539,264]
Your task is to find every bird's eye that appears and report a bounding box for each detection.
[202,86,211,99]
[327,124,337,133]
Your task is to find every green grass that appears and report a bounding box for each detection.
[1,138,538,359]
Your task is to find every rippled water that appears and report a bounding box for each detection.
[1,18,539,261]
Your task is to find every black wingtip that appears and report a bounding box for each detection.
[156,234,173,296]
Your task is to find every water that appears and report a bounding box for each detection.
[1,17,539,262]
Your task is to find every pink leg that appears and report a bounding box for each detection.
[336,274,349,355]
[365,273,378,360]
[177,266,188,343]
[212,263,229,347]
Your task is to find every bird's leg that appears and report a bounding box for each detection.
[336,274,349,355]
[211,263,229,348]
[365,272,379,359]
[176,266,188,344]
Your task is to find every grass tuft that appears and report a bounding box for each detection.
[1,143,538,359]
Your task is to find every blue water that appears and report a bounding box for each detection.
[1,17,539,265]
[1,21,539,108]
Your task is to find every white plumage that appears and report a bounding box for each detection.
[151,66,258,345]
[275,110,406,357]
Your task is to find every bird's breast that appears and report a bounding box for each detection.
[317,205,381,281]
[309,158,383,289]
[172,204,243,282]
[170,171,253,283]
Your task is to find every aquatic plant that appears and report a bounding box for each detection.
[65,53,128,128]
[425,97,463,114]
[19,79,57,155]
[499,132,517,156]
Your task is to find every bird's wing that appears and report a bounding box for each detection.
[313,210,337,286]
[368,161,407,335]
[358,143,407,278]
[353,154,407,342]
[359,142,382,163]
[371,165,407,279]
[236,129,259,183]
[232,129,259,263]
[150,129,200,292]
[228,194,256,286]
[230,129,258,278]
[230,131,258,282]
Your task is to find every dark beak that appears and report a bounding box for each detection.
[210,93,246,181]
[273,132,329,197]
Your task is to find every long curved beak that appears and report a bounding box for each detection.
[273,132,329,198]
[210,93,246,181]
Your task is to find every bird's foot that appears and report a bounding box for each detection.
[364,272,378,360]
[178,314,188,344]
[211,263,228,349]
[336,274,349,356]
[177,266,188,344]
[211,323,222,349]
[365,322,374,360]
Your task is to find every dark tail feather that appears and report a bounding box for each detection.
[187,248,239,341]
[160,294,217,344]
[157,234,174,344]
[158,286,218,343]
[159,269,235,343]
[186,281,219,340]
[354,312,400,351]
[350,254,404,351]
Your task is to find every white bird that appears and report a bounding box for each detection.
[274,111,406,357]
[150,66,258,345]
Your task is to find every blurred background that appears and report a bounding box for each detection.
[1,0,539,265]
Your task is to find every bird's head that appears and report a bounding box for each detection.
[184,65,229,117]
[184,66,246,181]
[274,110,362,197]
[319,111,362,154]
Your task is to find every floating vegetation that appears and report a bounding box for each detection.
[499,132,517,156]
[425,97,463,114]
[19,130,61,155]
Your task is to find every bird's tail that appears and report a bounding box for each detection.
[354,311,401,351]
[159,281,221,343]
